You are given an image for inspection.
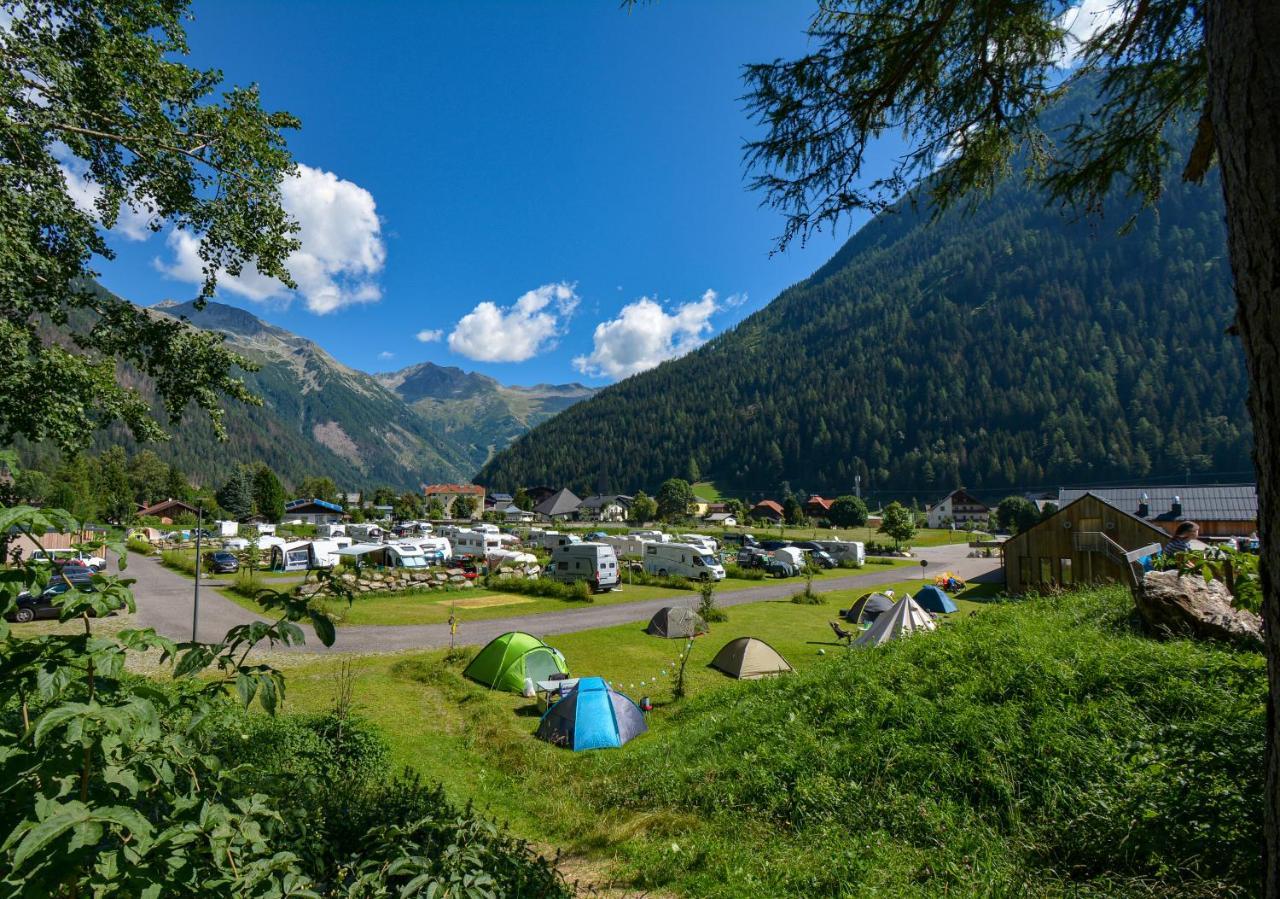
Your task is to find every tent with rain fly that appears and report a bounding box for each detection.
[464,632,568,692]
[854,596,936,647]
[535,677,648,751]
[844,592,895,623]
[646,606,708,639]
[913,584,958,614]
[710,637,793,679]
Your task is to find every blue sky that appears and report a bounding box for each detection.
[94,1,866,385]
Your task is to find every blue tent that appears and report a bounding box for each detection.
[913,584,958,614]
[535,677,648,751]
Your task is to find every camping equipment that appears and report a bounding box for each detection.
[646,606,708,639]
[843,592,895,623]
[464,631,568,692]
[829,620,854,644]
[710,637,793,679]
[535,677,648,751]
[913,584,959,614]
[854,596,937,647]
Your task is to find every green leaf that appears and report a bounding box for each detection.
[308,611,336,648]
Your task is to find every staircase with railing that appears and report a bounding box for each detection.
[1073,531,1163,586]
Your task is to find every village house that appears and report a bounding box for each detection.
[577,494,633,522]
[750,500,785,523]
[137,498,200,524]
[804,495,834,518]
[422,483,486,519]
[1056,484,1258,539]
[534,488,581,521]
[1002,493,1168,593]
[283,498,345,526]
[704,511,738,527]
[485,492,514,512]
[926,489,990,529]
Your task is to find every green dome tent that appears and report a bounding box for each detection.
[646,606,708,639]
[464,631,568,692]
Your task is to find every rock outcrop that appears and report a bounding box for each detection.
[1134,570,1263,650]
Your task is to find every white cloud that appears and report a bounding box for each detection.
[1054,0,1125,67]
[415,328,443,343]
[57,154,155,241]
[447,282,579,362]
[573,289,719,380]
[156,162,386,314]
[378,350,395,360]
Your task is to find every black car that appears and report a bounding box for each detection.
[207,551,240,574]
[809,550,837,569]
[736,548,771,567]
[7,580,98,623]
[721,533,758,547]
[758,540,790,551]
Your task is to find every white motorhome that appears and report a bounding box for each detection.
[678,533,719,554]
[813,539,865,566]
[629,529,670,543]
[643,542,726,581]
[533,531,580,550]
[452,530,506,559]
[316,523,347,539]
[546,542,620,592]
[473,522,500,535]
[215,519,239,538]
[415,537,452,564]
[338,542,429,569]
[347,523,384,542]
[602,534,649,558]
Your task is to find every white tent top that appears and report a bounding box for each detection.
[337,543,387,558]
[488,549,537,566]
[854,596,936,647]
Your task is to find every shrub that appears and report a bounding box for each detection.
[697,579,727,623]
[626,568,698,590]
[488,576,595,602]
[159,548,197,575]
[790,569,823,604]
[125,537,154,556]
[724,563,765,580]
[836,558,864,569]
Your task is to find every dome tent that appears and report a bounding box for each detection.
[854,596,936,647]
[844,592,895,623]
[646,606,708,639]
[535,677,648,751]
[710,637,793,680]
[464,631,568,692]
[913,584,958,614]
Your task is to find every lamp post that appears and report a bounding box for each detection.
[192,504,204,642]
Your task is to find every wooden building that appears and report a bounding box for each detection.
[1002,493,1168,593]
[1057,485,1258,539]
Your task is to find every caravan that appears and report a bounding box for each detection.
[602,534,649,558]
[813,539,865,566]
[414,536,452,564]
[452,530,507,559]
[347,523,384,542]
[546,543,620,592]
[643,542,726,581]
[316,523,347,539]
[678,534,719,554]
[338,542,429,569]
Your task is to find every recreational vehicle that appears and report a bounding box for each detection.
[338,542,429,569]
[316,523,347,539]
[678,534,719,554]
[629,529,670,543]
[813,539,865,566]
[452,530,508,559]
[415,536,452,564]
[215,520,239,538]
[347,523,384,542]
[602,534,649,558]
[546,542,620,592]
[643,542,726,581]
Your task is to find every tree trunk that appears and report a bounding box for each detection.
[1204,0,1280,892]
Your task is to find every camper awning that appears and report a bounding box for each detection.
[337,543,386,558]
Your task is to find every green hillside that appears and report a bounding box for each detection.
[476,131,1250,499]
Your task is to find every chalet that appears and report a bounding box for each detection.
[283,498,345,526]
[805,495,834,518]
[1002,493,1168,593]
[1056,485,1258,539]
[485,492,514,511]
[577,494,632,523]
[422,483,485,519]
[137,498,200,524]
[534,488,581,520]
[705,512,738,526]
[926,489,990,529]
[750,500,784,523]
[503,507,536,524]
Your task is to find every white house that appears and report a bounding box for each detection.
[577,494,633,523]
[283,498,345,526]
[925,489,990,529]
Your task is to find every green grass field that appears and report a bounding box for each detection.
[272,583,1262,897]
[217,561,913,627]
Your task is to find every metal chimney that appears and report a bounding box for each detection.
[1137,492,1150,518]
[1171,495,1183,518]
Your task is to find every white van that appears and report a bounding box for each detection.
[644,542,726,581]
[678,533,719,554]
[546,542,620,592]
[453,530,506,559]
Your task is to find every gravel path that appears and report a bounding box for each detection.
[129,544,1000,656]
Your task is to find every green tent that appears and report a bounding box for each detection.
[464,631,568,692]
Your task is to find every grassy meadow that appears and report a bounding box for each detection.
[259,579,1265,897]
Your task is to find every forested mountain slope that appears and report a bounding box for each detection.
[477,149,1250,498]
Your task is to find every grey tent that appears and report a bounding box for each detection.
[710,637,793,680]
[646,607,708,639]
[844,592,895,624]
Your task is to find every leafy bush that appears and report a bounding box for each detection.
[697,579,727,623]
[626,568,698,590]
[724,563,765,580]
[125,537,154,556]
[159,547,197,575]
[592,587,1264,896]
[836,558,864,569]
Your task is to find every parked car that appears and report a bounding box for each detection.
[721,533,758,548]
[206,551,240,574]
[6,580,99,623]
[28,548,103,569]
[808,550,837,569]
[737,548,771,568]
[758,539,790,551]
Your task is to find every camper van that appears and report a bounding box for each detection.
[643,542,726,581]
[415,536,452,564]
[602,534,649,558]
[678,534,719,554]
[813,539,865,566]
[316,523,347,539]
[452,530,507,559]
[215,520,239,538]
[546,542,620,592]
[532,531,580,550]
[347,523,384,542]
[629,529,670,543]
[338,542,428,569]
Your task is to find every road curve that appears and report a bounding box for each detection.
[129,544,999,655]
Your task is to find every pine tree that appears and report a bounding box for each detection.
[216,467,256,521]
[251,464,286,523]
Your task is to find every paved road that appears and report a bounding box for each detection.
[131,543,1000,655]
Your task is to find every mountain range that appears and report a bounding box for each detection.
[76,296,595,490]
[476,115,1252,501]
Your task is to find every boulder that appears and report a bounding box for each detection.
[1135,570,1263,650]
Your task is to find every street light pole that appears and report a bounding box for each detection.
[192,505,204,642]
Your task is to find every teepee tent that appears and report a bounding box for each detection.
[854,596,936,647]
[913,584,958,614]
[535,677,648,751]
[464,632,568,692]
[710,637,793,680]
[844,592,895,623]
[646,606,708,639]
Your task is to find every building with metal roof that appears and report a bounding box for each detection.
[1056,484,1257,538]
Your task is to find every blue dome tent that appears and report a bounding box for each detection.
[913,584,958,614]
[535,677,648,751]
